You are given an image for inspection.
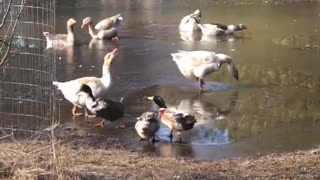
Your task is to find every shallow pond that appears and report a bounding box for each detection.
[54,0,320,160]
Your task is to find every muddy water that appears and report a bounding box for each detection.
[54,0,320,160]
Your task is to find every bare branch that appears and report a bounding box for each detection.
[0,0,25,66]
[0,0,13,29]
[0,38,10,46]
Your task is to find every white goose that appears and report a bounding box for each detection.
[53,48,118,116]
[171,50,239,91]
[43,18,77,49]
[179,10,202,33]
[199,23,247,36]
[81,14,123,40]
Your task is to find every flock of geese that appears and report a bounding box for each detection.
[49,10,246,143]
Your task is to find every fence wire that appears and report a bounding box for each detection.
[0,0,58,139]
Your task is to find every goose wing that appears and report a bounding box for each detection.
[199,24,226,36]
[210,23,228,30]
[44,32,68,41]
[95,14,123,30]
[172,50,217,66]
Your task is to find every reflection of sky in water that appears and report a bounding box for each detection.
[148,93,233,145]
[155,116,231,145]
[191,125,230,145]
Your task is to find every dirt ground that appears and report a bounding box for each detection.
[0,134,320,180]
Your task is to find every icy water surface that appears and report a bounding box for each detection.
[54,0,320,160]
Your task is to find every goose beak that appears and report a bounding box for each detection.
[111,48,119,56]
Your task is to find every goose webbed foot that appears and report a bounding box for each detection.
[84,108,95,119]
[94,120,105,128]
[115,122,126,129]
[112,36,119,41]
[72,106,83,117]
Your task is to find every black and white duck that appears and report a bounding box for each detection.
[77,84,124,128]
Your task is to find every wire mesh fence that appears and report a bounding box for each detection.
[0,0,58,139]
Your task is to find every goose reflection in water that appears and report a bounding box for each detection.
[89,38,106,49]
[155,91,238,145]
[180,31,247,43]
[179,31,202,41]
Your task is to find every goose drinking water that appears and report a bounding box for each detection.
[171,50,239,92]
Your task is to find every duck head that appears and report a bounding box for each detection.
[67,18,77,26]
[81,17,92,29]
[147,96,167,108]
[103,48,119,67]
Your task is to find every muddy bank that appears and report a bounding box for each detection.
[1,137,319,179]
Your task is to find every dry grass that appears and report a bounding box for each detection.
[0,136,320,179]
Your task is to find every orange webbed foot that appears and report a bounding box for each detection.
[115,123,126,129]
[112,36,119,41]
[94,120,105,128]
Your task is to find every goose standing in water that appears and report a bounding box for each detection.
[77,84,124,128]
[43,18,77,49]
[135,112,160,142]
[53,49,118,116]
[147,96,196,143]
[171,50,239,92]
[81,14,123,40]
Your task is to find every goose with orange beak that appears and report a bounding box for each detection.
[43,18,77,49]
[53,48,119,116]
[81,14,123,40]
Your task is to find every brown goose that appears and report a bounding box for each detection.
[43,18,77,49]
